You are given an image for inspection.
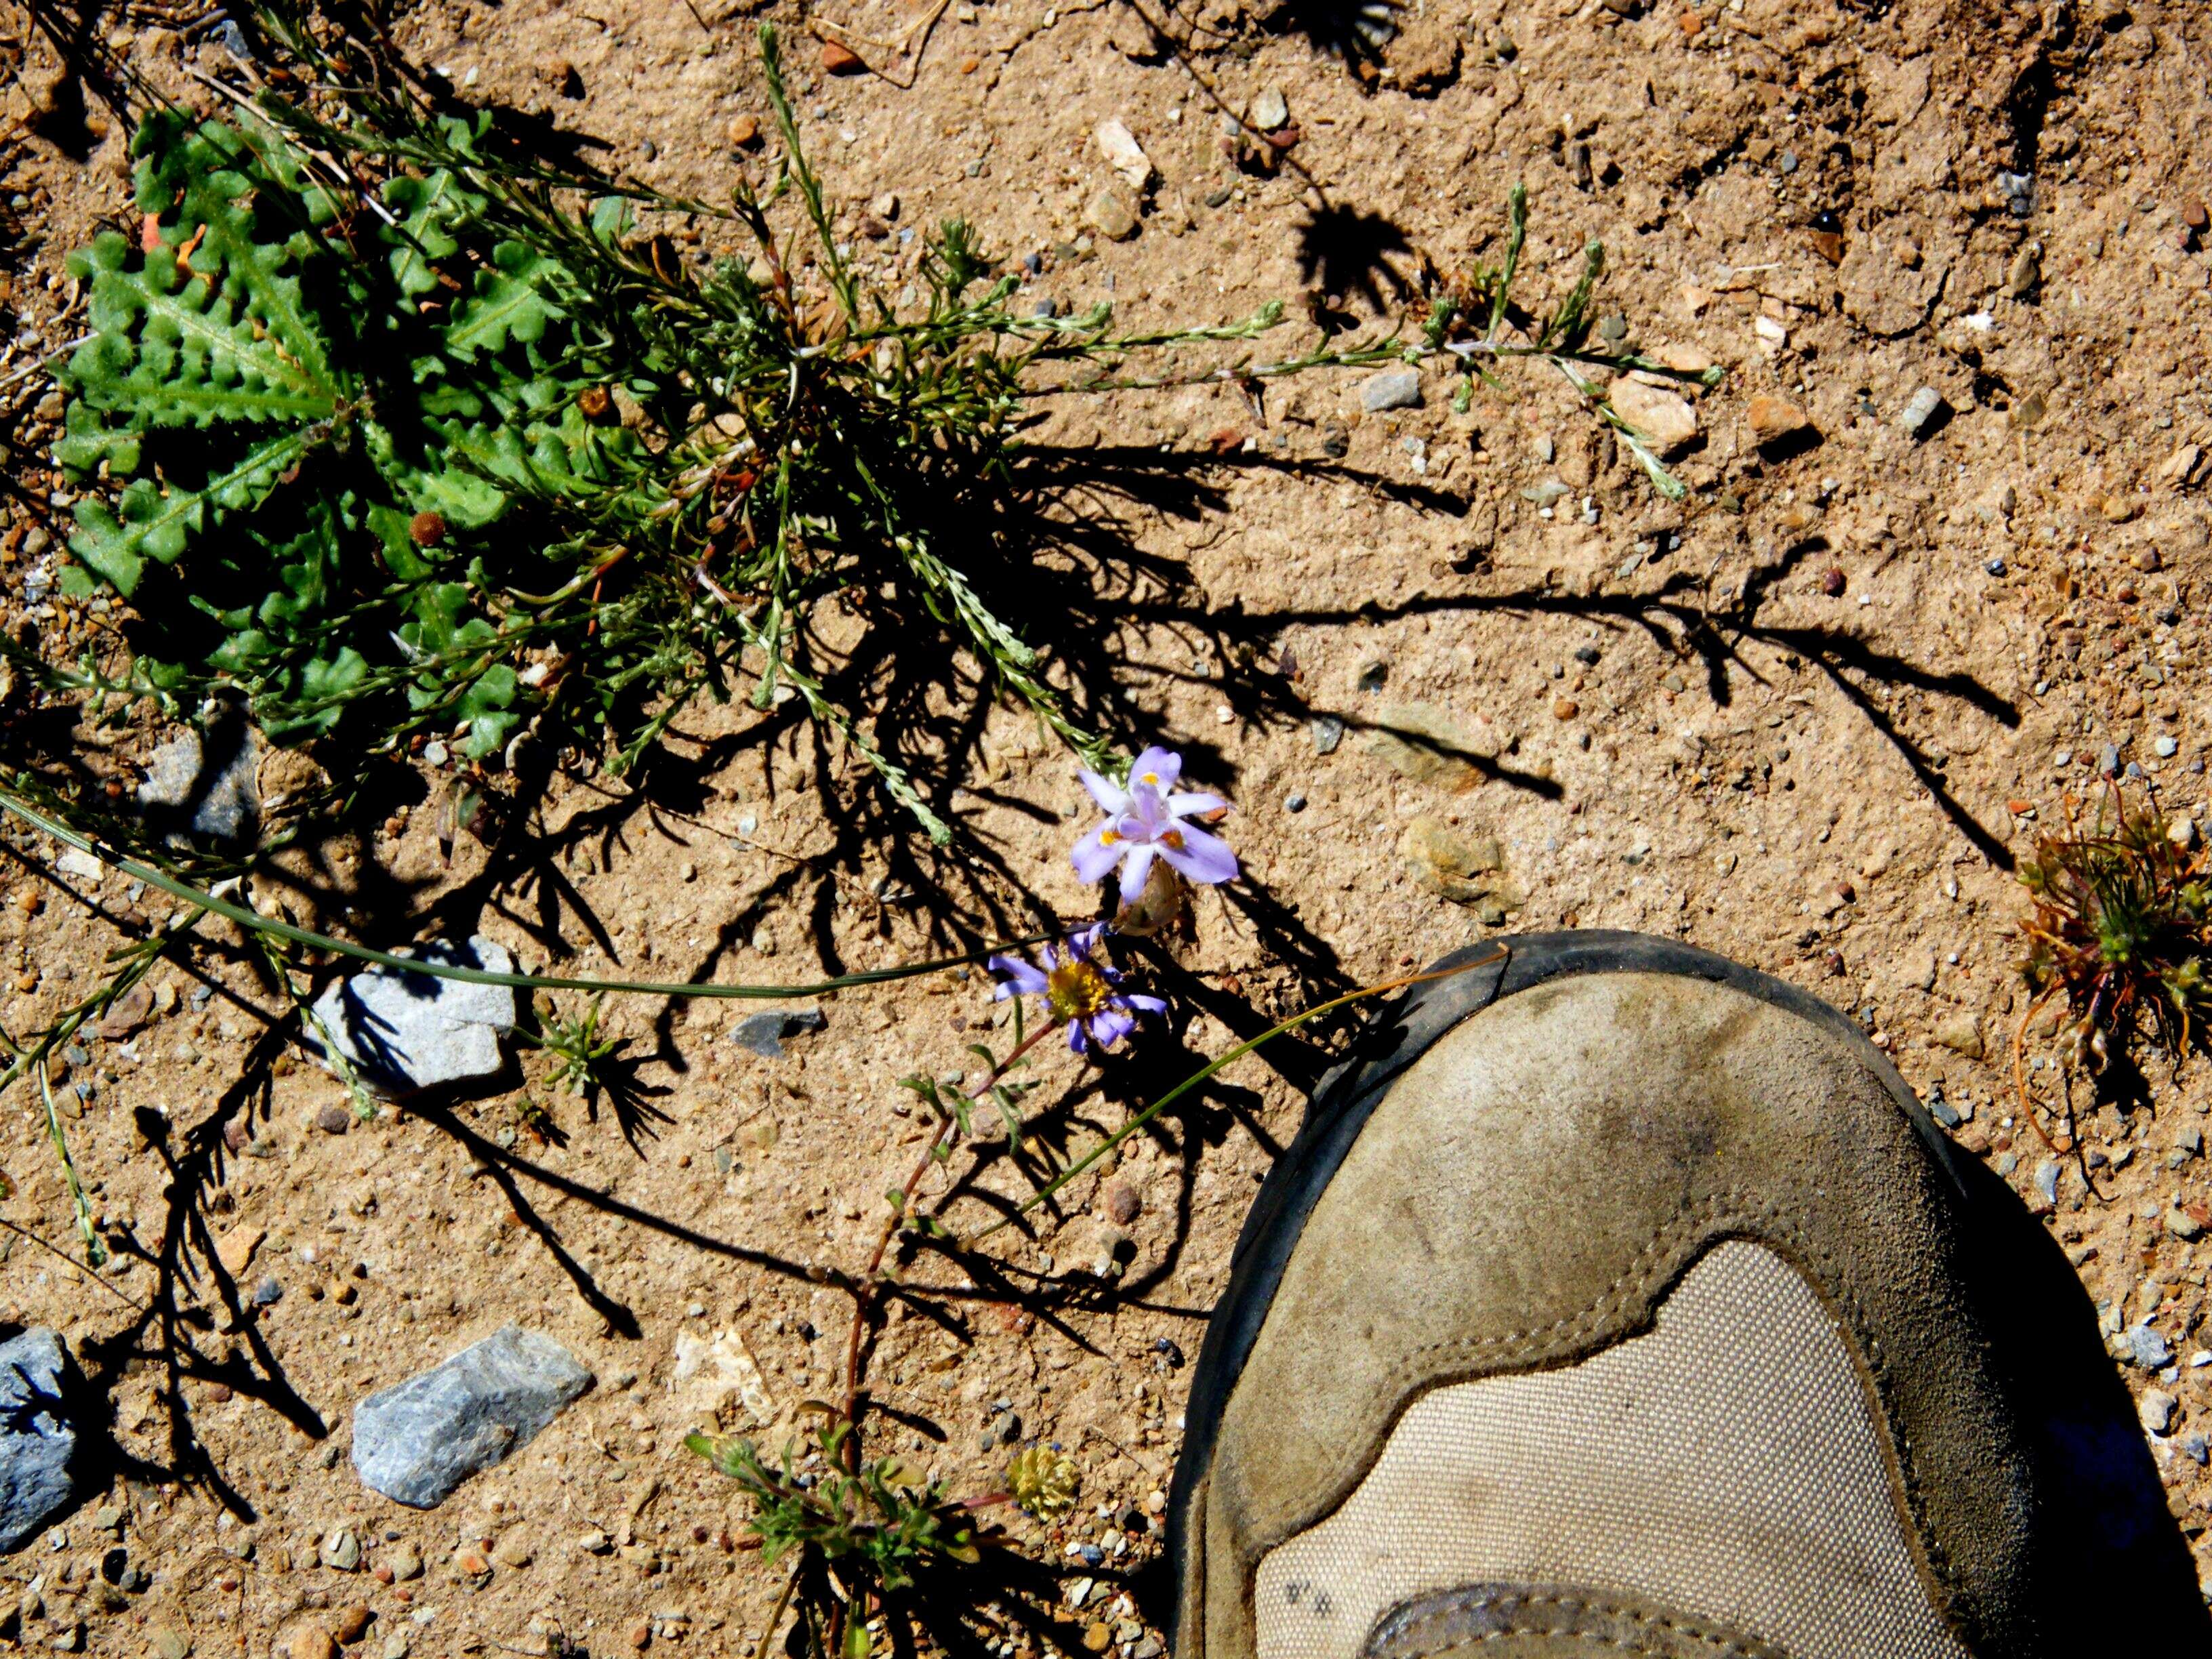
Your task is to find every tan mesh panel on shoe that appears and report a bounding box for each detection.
[1252,1242,1969,1659]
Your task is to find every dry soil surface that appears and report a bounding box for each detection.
[4,0,2212,1654]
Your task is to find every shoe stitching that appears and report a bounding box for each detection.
[1378,1588,1776,1658]
[1375,1187,1956,1604]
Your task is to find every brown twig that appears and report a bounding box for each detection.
[838,1019,1056,1469]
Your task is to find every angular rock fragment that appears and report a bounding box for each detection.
[307,936,517,1097]
[0,1329,77,1553]
[726,1006,826,1059]
[352,1326,592,1508]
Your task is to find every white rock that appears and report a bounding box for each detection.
[308,935,518,1097]
[55,848,104,882]
[1093,119,1153,192]
[1250,87,1289,131]
[670,1328,778,1427]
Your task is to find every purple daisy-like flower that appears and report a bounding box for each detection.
[988,923,1167,1055]
[1071,745,1237,893]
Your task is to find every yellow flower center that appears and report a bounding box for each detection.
[1162,827,1185,851]
[1139,771,1161,785]
[1045,958,1113,1022]
[1100,827,1121,846]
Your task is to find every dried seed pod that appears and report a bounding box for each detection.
[577,386,613,422]
[409,511,447,548]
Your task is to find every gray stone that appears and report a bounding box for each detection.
[352,1326,593,1508]
[726,1006,826,1059]
[2031,1158,2060,1206]
[1309,714,1345,756]
[2125,1324,2174,1370]
[2097,743,2123,779]
[1359,369,1422,413]
[0,1328,77,1553]
[2182,1433,2209,1466]
[2139,1387,2177,1435]
[2154,735,2178,758]
[136,722,261,844]
[308,936,518,1098]
[1896,386,1948,439]
[250,1275,283,1307]
[1084,188,1139,242]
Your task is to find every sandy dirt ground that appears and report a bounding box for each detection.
[3,0,2212,1652]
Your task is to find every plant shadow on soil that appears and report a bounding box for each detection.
[0,7,2022,1544]
[9,410,2033,1534]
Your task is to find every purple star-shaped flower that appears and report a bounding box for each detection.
[1071,746,1237,893]
[989,923,1167,1055]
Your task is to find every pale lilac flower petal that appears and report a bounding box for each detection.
[1124,994,1168,1015]
[1118,840,1159,898]
[1078,769,1131,815]
[1071,824,1123,883]
[1127,747,1183,792]
[1067,922,1109,956]
[989,954,1048,998]
[1085,1008,1136,1051]
[1160,821,1238,886]
[1164,791,1225,817]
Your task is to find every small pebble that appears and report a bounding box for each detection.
[2154,736,2178,758]
[316,1105,352,1136]
[1896,386,1947,438]
[1359,369,1421,413]
[2139,1388,2178,1435]
[1285,791,1307,813]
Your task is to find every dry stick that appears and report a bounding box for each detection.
[838,1019,1057,1468]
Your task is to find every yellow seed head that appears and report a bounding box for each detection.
[1006,1445,1080,1518]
